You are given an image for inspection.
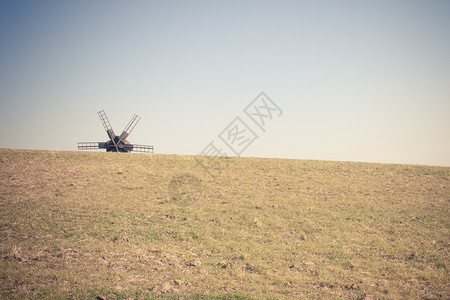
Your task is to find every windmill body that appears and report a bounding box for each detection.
[78,110,153,153]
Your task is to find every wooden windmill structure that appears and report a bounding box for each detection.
[78,110,153,153]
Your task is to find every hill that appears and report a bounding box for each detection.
[0,149,448,299]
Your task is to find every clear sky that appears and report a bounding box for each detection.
[0,0,449,166]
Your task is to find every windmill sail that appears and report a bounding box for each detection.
[97,110,118,151]
[98,110,116,141]
[131,144,154,153]
[118,114,141,144]
[78,142,100,150]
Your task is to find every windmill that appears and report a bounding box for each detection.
[78,110,154,153]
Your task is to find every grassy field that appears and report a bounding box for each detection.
[0,149,448,299]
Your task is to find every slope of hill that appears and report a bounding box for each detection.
[0,149,448,299]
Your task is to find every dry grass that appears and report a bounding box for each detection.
[0,149,448,299]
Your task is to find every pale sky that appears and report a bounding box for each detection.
[1,0,449,166]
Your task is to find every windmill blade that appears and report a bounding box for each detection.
[78,142,106,150]
[98,110,116,141]
[98,110,118,151]
[130,144,154,153]
[117,114,141,144]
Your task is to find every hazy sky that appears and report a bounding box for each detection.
[1,0,449,166]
